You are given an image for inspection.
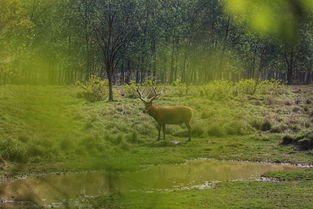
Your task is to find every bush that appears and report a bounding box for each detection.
[258,79,282,94]
[76,75,108,102]
[236,79,257,95]
[122,78,159,98]
[200,80,234,100]
[172,78,188,96]
[122,80,139,98]
[198,79,283,100]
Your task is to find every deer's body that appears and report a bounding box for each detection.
[147,105,192,124]
[137,87,192,141]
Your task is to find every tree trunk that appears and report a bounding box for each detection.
[125,60,131,84]
[287,65,293,85]
[218,16,231,73]
[120,62,125,85]
[106,61,114,101]
[284,47,294,85]
[107,73,114,101]
[169,32,176,83]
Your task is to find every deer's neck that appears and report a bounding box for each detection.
[148,105,159,119]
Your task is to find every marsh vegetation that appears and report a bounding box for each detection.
[1,82,313,208]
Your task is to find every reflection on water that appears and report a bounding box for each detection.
[0,160,297,207]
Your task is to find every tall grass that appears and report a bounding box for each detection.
[1,79,311,164]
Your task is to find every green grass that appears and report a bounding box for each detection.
[264,168,313,181]
[76,180,313,209]
[1,82,313,209]
[1,83,313,168]
[0,85,88,162]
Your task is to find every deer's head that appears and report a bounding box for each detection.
[136,87,160,114]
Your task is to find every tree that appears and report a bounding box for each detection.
[90,0,142,101]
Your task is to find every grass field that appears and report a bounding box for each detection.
[1,81,313,208]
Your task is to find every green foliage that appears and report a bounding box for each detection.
[236,79,257,95]
[1,84,312,166]
[200,80,234,100]
[122,78,159,99]
[199,79,283,100]
[143,77,157,87]
[258,79,282,94]
[122,80,139,98]
[172,78,188,96]
[224,0,310,44]
[1,0,312,88]
[0,0,32,37]
[76,75,108,102]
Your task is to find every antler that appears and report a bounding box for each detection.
[136,86,162,103]
[136,87,148,103]
[149,87,161,102]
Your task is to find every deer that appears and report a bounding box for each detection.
[136,87,192,141]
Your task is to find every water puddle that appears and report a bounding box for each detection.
[0,160,297,207]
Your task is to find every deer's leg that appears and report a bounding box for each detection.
[185,122,191,141]
[157,124,161,141]
[162,124,166,140]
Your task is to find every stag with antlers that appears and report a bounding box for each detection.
[136,87,192,141]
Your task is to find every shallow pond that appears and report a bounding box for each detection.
[0,160,297,208]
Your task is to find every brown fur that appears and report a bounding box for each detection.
[143,102,192,141]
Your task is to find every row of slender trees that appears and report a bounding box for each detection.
[0,0,313,100]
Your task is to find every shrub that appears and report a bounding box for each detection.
[198,79,281,100]
[258,79,282,94]
[122,78,160,98]
[143,77,157,86]
[200,80,234,100]
[76,75,108,102]
[172,78,188,96]
[236,79,257,95]
[200,79,282,99]
[122,80,139,98]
